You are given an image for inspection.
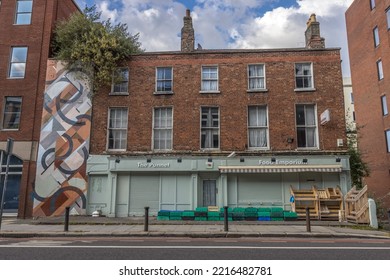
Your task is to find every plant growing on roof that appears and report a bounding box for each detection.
[52,5,143,94]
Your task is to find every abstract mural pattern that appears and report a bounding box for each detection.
[33,60,92,216]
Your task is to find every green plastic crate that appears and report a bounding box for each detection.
[258,207,272,212]
[195,216,207,221]
[195,207,208,212]
[158,210,171,216]
[169,211,183,217]
[157,216,170,221]
[270,207,284,212]
[169,216,182,221]
[257,211,271,217]
[233,207,245,213]
[208,212,220,217]
[207,217,220,221]
[220,207,233,213]
[245,207,258,213]
[271,217,284,221]
[182,211,195,217]
[219,217,233,221]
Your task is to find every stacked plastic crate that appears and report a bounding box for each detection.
[257,208,271,221]
[244,207,258,221]
[157,210,170,221]
[195,207,208,221]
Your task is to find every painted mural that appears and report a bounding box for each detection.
[33,60,92,216]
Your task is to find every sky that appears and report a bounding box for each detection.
[74,0,354,76]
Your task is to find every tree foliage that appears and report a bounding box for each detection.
[52,6,143,94]
[346,122,370,189]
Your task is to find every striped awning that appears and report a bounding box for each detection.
[219,165,343,174]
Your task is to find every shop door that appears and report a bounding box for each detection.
[203,180,216,206]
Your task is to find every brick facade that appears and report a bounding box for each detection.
[346,0,390,208]
[0,0,79,217]
[91,50,346,156]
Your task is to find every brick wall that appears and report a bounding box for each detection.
[90,49,346,155]
[346,0,390,207]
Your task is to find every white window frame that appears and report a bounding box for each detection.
[381,95,389,116]
[200,66,219,93]
[294,62,315,91]
[1,97,22,131]
[295,104,319,149]
[247,105,269,150]
[247,64,266,92]
[9,46,28,79]
[107,107,128,151]
[15,0,33,25]
[377,59,384,80]
[200,107,220,150]
[373,26,380,47]
[111,67,129,95]
[153,107,173,151]
[155,67,173,94]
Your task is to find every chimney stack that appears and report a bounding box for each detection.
[181,9,195,52]
[305,14,325,49]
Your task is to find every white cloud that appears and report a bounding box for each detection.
[83,0,353,75]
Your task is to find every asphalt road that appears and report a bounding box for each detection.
[0,237,390,260]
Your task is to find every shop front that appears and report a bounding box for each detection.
[86,155,351,217]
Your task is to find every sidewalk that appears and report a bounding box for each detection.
[1,216,389,239]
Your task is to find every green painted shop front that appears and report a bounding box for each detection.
[86,155,351,217]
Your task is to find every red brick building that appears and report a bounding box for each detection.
[0,0,79,217]
[86,12,351,217]
[346,0,390,209]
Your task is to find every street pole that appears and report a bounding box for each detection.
[0,138,14,231]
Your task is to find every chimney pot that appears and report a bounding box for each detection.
[186,9,191,17]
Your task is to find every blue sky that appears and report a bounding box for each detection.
[75,0,353,76]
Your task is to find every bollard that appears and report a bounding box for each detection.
[144,206,149,232]
[305,207,311,232]
[64,207,70,232]
[224,206,229,232]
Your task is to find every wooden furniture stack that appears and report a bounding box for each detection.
[290,186,343,221]
[290,186,319,219]
[344,185,369,224]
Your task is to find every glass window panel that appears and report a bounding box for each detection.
[11,47,28,62]
[377,60,384,80]
[370,0,375,10]
[296,104,317,148]
[2,97,22,130]
[381,95,388,116]
[373,26,380,47]
[295,63,313,89]
[15,1,33,25]
[16,14,32,25]
[386,130,390,153]
[387,9,390,29]
[153,108,172,150]
[201,107,219,149]
[108,108,128,150]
